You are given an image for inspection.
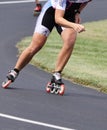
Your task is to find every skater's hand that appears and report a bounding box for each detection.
[73,23,85,33]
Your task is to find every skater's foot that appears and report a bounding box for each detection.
[2,69,19,88]
[46,72,65,95]
[6,69,19,82]
[51,72,64,85]
[34,4,42,12]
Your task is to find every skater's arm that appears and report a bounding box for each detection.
[55,0,91,33]
[55,9,85,33]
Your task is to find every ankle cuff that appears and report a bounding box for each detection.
[14,68,19,73]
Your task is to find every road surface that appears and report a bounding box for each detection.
[0,0,107,130]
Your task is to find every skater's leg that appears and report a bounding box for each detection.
[2,4,54,88]
[2,33,47,88]
[55,28,77,72]
[15,33,47,71]
[35,0,39,5]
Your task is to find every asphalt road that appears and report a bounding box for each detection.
[0,0,107,130]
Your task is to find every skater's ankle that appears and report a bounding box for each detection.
[53,72,61,80]
[53,70,62,74]
[53,71,62,77]
[14,68,19,74]
[51,73,63,85]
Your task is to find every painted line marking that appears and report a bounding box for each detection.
[0,113,76,130]
[0,0,35,4]
[0,0,46,5]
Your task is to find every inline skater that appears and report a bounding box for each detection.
[2,0,92,95]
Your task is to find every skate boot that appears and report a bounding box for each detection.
[46,72,65,95]
[33,4,42,16]
[2,69,19,88]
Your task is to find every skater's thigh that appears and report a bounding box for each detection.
[61,28,77,42]
[34,7,55,37]
[30,32,47,49]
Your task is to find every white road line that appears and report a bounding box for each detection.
[0,0,35,4]
[0,113,76,130]
[0,0,46,5]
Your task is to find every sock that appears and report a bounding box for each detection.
[14,68,19,73]
[54,71,62,74]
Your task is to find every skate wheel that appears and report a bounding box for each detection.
[2,79,12,89]
[46,82,51,93]
[54,89,59,95]
[58,84,65,96]
[50,87,56,94]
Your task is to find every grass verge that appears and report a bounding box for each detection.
[16,20,107,93]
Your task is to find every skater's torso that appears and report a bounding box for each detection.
[43,0,91,11]
[34,0,91,36]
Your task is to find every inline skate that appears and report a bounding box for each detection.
[2,69,18,88]
[46,72,65,96]
[33,4,42,16]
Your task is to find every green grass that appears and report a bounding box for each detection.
[16,20,107,93]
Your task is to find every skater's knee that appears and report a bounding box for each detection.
[62,29,77,47]
[27,35,46,55]
[27,44,42,56]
